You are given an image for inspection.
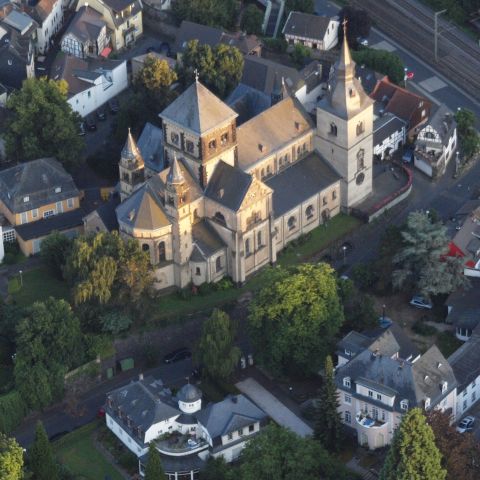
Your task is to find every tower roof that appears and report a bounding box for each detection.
[160,80,238,135]
[121,129,144,168]
[326,19,373,119]
[166,153,185,185]
[177,383,202,403]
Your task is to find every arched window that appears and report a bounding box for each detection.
[261,168,265,178]
[215,256,222,272]
[357,148,365,171]
[245,238,251,256]
[257,230,262,247]
[356,121,364,136]
[330,123,337,136]
[158,242,166,262]
[306,205,314,219]
[193,209,199,221]
[297,146,301,157]
[214,211,226,226]
[303,143,307,152]
[142,243,149,252]
[323,197,327,206]
[195,267,201,276]
[287,216,297,231]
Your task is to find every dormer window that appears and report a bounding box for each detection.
[441,381,448,393]
[170,132,179,145]
[343,377,351,388]
[330,122,337,136]
[425,397,431,409]
[400,399,408,411]
[23,196,29,203]
[55,187,62,193]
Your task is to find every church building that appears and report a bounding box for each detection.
[107,26,373,290]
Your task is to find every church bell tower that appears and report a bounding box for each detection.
[119,129,145,201]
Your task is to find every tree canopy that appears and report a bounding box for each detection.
[392,211,469,298]
[64,231,152,308]
[195,309,241,380]
[14,298,83,410]
[314,356,343,452]
[241,4,264,35]
[172,0,236,29]
[144,443,164,480]
[0,433,23,480]
[380,408,446,480]
[352,49,405,85]
[135,55,177,93]
[5,78,84,169]
[29,422,59,480]
[455,108,480,159]
[179,40,244,98]
[240,424,347,480]
[40,232,73,280]
[285,0,314,14]
[248,263,344,377]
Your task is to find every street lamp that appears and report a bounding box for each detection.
[382,304,386,322]
[19,270,23,287]
[404,67,409,88]
[342,245,347,265]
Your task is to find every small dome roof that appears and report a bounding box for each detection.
[178,383,202,403]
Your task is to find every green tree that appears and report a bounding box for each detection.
[393,211,469,298]
[201,456,234,480]
[374,225,405,293]
[240,424,347,480]
[380,408,446,480]
[5,78,84,169]
[64,231,152,308]
[352,49,405,85]
[314,356,343,452]
[172,0,236,29]
[195,309,241,380]
[285,0,315,14]
[0,433,23,480]
[136,55,177,93]
[29,422,59,480]
[290,43,311,68]
[14,298,83,409]
[99,311,133,335]
[248,264,344,377]
[455,108,480,159]
[40,232,73,280]
[179,40,244,98]
[241,4,264,35]
[144,443,164,480]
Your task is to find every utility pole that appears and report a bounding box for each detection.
[434,9,447,62]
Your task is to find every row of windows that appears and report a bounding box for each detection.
[329,121,365,137]
[226,424,255,440]
[245,231,264,256]
[170,132,195,154]
[258,143,308,180]
[142,242,166,262]
[20,198,75,224]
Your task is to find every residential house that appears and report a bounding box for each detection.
[335,323,457,449]
[60,6,110,59]
[414,104,457,178]
[449,324,480,417]
[173,20,262,58]
[25,0,65,54]
[445,278,480,341]
[371,78,431,138]
[0,9,37,90]
[51,54,128,117]
[0,158,82,255]
[75,0,143,51]
[105,376,267,479]
[373,109,407,161]
[283,11,339,51]
[448,205,480,278]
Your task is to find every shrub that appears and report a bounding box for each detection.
[263,37,288,53]
[412,320,437,336]
[2,252,17,265]
[214,278,234,291]
[351,262,378,290]
[0,390,29,434]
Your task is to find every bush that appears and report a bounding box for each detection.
[2,252,17,265]
[351,263,378,290]
[290,43,311,68]
[263,37,288,53]
[214,278,234,291]
[412,320,437,336]
[0,390,29,434]
[198,282,216,296]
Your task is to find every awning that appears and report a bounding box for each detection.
[100,47,112,58]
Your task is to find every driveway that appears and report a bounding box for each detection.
[236,377,313,437]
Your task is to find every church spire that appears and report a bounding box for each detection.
[339,18,353,73]
[121,128,144,168]
[167,152,185,185]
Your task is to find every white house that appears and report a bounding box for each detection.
[105,375,267,479]
[52,55,127,117]
[373,112,406,160]
[27,0,65,54]
[283,12,339,51]
[414,104,457,178]
[449,325,480,418]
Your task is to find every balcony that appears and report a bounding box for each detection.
[356,412,386,429]
[155,432,209,457]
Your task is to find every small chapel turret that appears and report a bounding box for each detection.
[119,129,145,201]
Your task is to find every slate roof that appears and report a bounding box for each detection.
[196,394,266,441]
[237,96,314,170]
[265,151,340,217]
[226,83,271,125]
[449,329,480,391]
[355,64,385,95]
[191,220,226,260]
[423,103,456,146]
[204,161,252,212]
[106,375,180,444]
[337,331,372,357]
[116,183,170,231]
[336,344,456,412]
[373,113,406,147]
[177,384,202,403]
[137,122,165,174]
[94,194,121,231]
[160,80,238,135]
[15,209,84,241]
[63,6,105,44]
[0,158,79,213]
[283,12,334,40]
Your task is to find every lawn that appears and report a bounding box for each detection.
[54,422,124,480]
[149,214,361,323]
[8,266,70,307]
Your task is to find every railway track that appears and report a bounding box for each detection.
[351,0,480,102]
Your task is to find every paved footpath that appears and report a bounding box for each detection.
[236,377,313,437]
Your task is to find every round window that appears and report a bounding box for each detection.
[356,173,365,185]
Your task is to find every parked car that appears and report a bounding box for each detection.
[456,416,475,433]
[409,296,433,309]
[78,121,86,136]
[96,106,107,121]
[357,37,369,47]
[163,347,192,364]
[86,115,97,131]
[108,98,120,114]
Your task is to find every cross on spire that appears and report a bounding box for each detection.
[342,17,348,36]
[194,68,199,82]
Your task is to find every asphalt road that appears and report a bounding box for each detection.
[314,0,480,127]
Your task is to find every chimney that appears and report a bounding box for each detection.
[258,143,264,152]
